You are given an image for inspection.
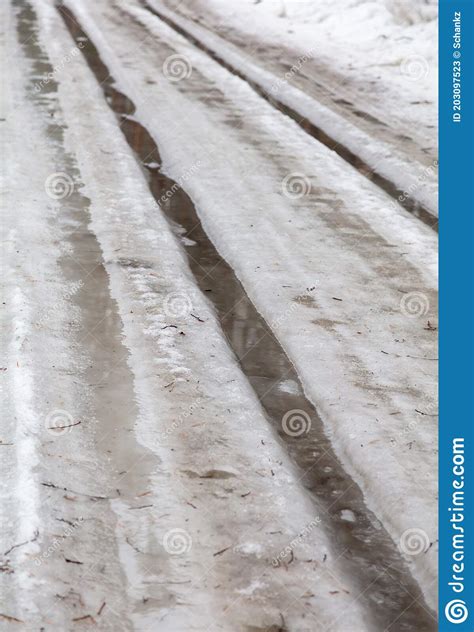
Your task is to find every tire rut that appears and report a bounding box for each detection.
[141,0,438,231]
[12,1,159,626]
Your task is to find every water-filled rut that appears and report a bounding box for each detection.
[58,5,436,630]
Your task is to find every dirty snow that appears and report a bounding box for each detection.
[156,0,438,216]
[73,0,437,607]
[1,0,438,629]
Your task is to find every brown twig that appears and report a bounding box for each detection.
[0,614,23,623]
[4,530,39,556]
[213,546,231,557]
[72,614,96,623]
[47,421,81,430]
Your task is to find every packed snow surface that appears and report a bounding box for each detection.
[1,0,438,629]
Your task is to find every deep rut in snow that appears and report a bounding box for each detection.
[58,5,436,630]
[141,1,438,231]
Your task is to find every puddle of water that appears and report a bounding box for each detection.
[58,6,436,630]
[140,1,437,231]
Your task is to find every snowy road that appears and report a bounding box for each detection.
[1,1,437,630]
[144,0,438,225]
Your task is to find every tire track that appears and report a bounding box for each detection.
[140,0,438,231]
[8,1,158,626]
